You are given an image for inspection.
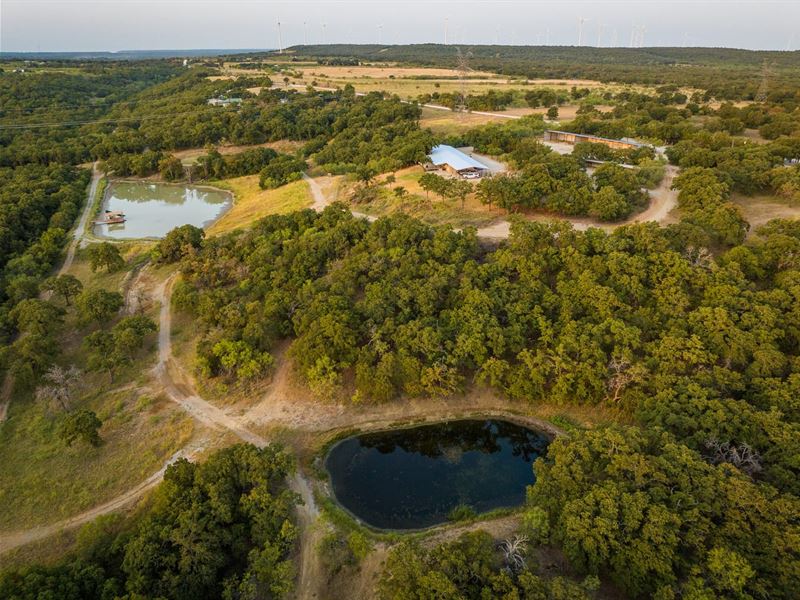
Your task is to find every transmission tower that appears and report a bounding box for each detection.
[755,60,772,102]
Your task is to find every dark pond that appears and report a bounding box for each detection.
[324,419,550,530]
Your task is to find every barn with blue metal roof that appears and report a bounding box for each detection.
[427,144,490,179]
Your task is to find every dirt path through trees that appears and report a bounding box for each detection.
[60,162,101,275]
[1,161,677,595]
[303,162,679,240]
[0,163,102,425]
[476,164,679,238]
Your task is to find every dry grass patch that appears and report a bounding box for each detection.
[172,140,304,165]
[346,167,504,229]
[207,177,313,235]
[0,388,194,530]
[421,107,514,135]
[732,193,800,232]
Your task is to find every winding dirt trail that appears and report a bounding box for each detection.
[303,161,678,241]
[154,275,321,598]
[1,160,679,595]
[476,164,679,239]
[0,447,195,555]
[1,276,318,586]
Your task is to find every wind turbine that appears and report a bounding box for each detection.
[277,20,283,54]
[378,24,383,45]
[596,23,605,47]
[577,17,589,46]
[444,17,448,45]
[303,21,308,46]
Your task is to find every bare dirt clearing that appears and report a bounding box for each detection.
[732,193,800,231]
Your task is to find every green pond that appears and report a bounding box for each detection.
[94,181,231,239]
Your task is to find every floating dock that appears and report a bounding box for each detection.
[95,210,126,225]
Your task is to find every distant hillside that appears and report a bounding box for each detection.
[0,49,269,60]
[284,44,800,99]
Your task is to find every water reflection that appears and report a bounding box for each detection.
[94,181,231,239]
[325,419,550,530]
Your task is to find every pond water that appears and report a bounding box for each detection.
[93,181,231,239]
[325,419,550,530]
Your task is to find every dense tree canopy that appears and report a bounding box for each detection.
[0,443,299,600]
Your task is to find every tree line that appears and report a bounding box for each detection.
[0,444,299,600]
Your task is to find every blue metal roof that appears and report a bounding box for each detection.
[428,145,488,171]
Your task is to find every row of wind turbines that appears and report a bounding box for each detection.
[273,18,795,51]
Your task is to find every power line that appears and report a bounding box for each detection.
[0,110,214,131]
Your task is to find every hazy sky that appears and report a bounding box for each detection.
[2,0,798,52]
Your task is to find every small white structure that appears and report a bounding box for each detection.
[207,97,243,107]
[427,144,489,179]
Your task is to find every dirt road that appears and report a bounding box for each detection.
[0,447,189,554]
[1,161,677,592]
[476,164,679,239]
[0,163,102,425]
[1,274,322,599]
[60,162,101,275]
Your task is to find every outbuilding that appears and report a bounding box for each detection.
[427,144,490,179]
[544,130,646,151]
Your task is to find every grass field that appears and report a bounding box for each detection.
[349,167,504,229]
[173,140,304,166]
[420,107,516,135]
[0,247,194,531]
[207,177,313,235]
[218,60,634,103]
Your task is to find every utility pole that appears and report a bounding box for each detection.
[456,47,471,115]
